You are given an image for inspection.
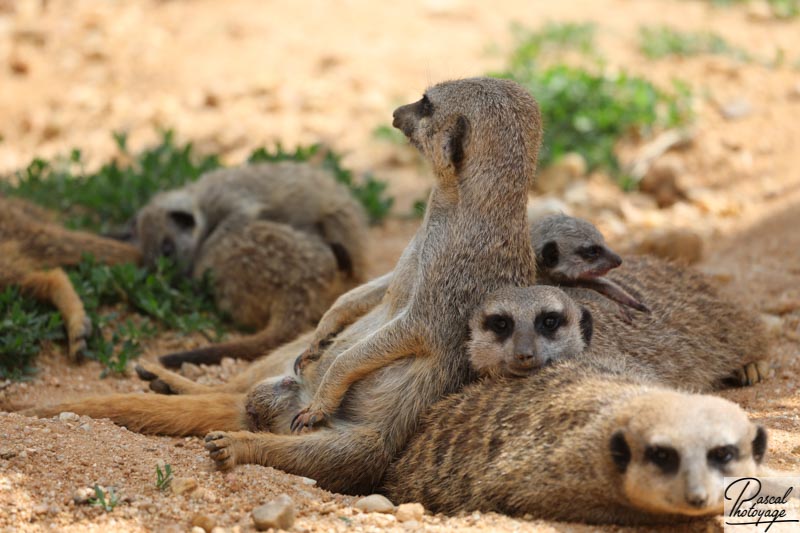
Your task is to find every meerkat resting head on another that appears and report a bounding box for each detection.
[610,391,767,517]
[468,286,592,379]
[134,189,204,271]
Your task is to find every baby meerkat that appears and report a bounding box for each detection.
[530,213,649,315]
[132,161,369,367]
[384,359,768,524]
[0,196,141,361]
[468,285,592,379]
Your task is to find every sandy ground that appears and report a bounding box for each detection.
[1,0,799,531]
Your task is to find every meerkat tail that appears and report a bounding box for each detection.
[20,393,248,436]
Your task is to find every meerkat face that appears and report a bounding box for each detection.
[135,190,205,271]
[530,214,622,281]
[609,393,767,517]
[468,286,592,378]
[392,77,542,189]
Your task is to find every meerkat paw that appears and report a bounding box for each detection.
[204,431,240,470]
[293,339,331,375]
[735,360,772,387]
[290,406,328,433]
[66,315,93,363]
[135,362,178,395]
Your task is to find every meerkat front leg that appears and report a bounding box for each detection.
[291,316,421,431]
[294,271,393,373]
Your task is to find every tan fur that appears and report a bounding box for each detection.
[28,77,544,495]
[0,197,141,360]
[384,359,767,524]
[134,162,370,367]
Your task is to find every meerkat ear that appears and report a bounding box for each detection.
[609,431,631,473]
[579,308,593,346]
[168,210,196,231]
[541,241,559,269]
[445,115,470,173]
[752,426,767,463]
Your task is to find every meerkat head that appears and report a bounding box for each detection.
[609,392,767,517]
[392,77,542,191]
[530,214,623,282]
[134,190,206,271]
[468,286,592,379]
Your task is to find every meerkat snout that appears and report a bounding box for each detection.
[468,286,592,378]
[611,392,767,517]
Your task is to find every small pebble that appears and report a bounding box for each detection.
[171,477,198,495]
[252,494,295,530]
[354,494,395,514]
[719,98,753,121]
[72,487,95,505]
[396,502,425,522]
[58,412,80,422]
[191,513,217,532]
[300,477,317,486]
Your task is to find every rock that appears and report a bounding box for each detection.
[191,528,205,533]
[638,155,688,208]
[78,423,92,431]
[191,514,216,532]
[58,412,80,422]
[635,228,703,265]
[72,487,95,505]
[396,503,425,522]
[0,448,18,460]
[171,477,198,495]
[300,477,317,486]
[534,152,587,194]
[180,362,204,380]
[718,98,753,121]
[354,494,395,514]
[252,494,295,530]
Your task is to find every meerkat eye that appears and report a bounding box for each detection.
[645,445,680,475]
[542,313,562,331]
[708,445,739,467]
[484,314,513,338]
[578,245,603,261]
[419,94,434,117]
[536,311,565,338]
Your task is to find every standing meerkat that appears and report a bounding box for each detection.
[0,197,141,360]
[26,77,544,494]
[384,359,768,524]
[131,162,369,368]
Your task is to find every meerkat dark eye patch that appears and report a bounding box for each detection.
[610,431,631,473]
[645,445,680,475]
[540,241,560,269]
[752,426,767,463]
[484,313,514,341]
[168,210,196,231]
[535,311,565,339]
[577,245,603,261]
[579,308,593,346]
[418,94,434,117]
[447,115,469,173]
[707,445,739,469]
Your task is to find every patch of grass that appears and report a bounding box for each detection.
[155,463,173,492]
[89,485,119,512]
[0,288,64,380]
[709,0,799,18]
[493,23,693,179]
[639,26,750,61]
[506,21,598,70]
[371,124,408,145]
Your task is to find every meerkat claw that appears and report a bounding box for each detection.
[290,408,325,432]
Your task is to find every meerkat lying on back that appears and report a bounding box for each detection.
[0,197,141,360]
[132,162,369,368]
[385,357,768,524]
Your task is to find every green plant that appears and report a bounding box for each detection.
[155,463,173,491]
[0,288,64,380]
[493,24,693,180]
[371,124,408,145]
[708,0,799,18]
[506,21,598,71]
[89,485,119,512]
[639,26,750,60]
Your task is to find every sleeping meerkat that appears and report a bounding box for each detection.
[468,285,592,379]
[530,213,649,316]
[384,358,768,524]
[0,196,141,361]
[132,161,369,368]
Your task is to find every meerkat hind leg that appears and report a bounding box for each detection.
[734,360,772,387]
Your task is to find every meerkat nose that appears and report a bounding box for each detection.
[607,249,623,268]
[685,493,708,508]
[514,352,534,362]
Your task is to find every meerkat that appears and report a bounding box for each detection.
[0,196,141,360]
[383,358,768,524]
[25,77,544,494]
[131,161,369,368]
[468,285,592,379]
[530,213,649,316]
